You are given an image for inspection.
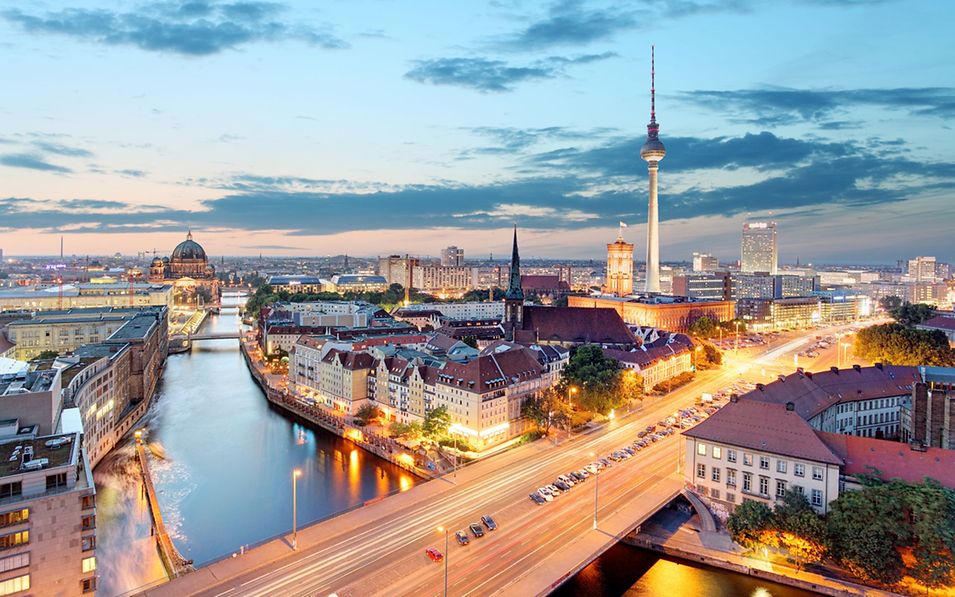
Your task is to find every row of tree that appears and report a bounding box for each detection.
[879,296,938,326]
[854,323,955,366]
[244,282,435,317]
[727,476,955,589]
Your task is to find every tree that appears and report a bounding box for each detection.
[461,336,478,349]
[34,350,59,360]
[354,404,381,426]
[854,323,955,366]
[879,295,903,312]
[423,406,452,439]
[773,490,829,568]
[890,301,937,326]
[727,499,775,550]
[560,345,623,414]
[699,342,722,368]
[521,388,571,435]
[688,316,717,339]
[389,421,422,441]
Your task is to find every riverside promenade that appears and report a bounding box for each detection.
[135,440,194,578]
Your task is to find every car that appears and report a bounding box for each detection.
[539,486,552,496]
[623,447,635,455]
[469,523,485,538]
[585,463,599,474]
[554,480,571,491]
[637,430,647,438]
[537,489,553,501]
[426,547,444,562]
[599,458,612,468]
[455,530,470,545]
[649,434,659,442]
[558,474,576,486]
[529,492,546,505]
[572,471,588,481]
[546,484,561,496]
[481,515,498,531]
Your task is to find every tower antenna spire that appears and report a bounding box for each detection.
[650,44,656,124]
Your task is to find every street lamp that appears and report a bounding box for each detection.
[291,468,302,550]
[840,342,851,368]
[589,452,599,530]
[436,526,449,597]
[567,385,578,408]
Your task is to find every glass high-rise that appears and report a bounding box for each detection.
[741,222,778,275]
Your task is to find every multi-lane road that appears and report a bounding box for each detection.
[143,323,866,597]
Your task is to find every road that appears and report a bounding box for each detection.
[143,323,869,597]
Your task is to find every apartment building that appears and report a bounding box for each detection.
[4,308,141,361]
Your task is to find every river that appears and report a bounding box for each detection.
[93,293,417,596]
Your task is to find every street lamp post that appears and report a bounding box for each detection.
[436,526,449,597]
[567,386,578,408]
[291,468,302,550]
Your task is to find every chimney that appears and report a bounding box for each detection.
[831,366,839,374]
[786,401,795,411]
[778,374,786,383]
[805,371,813,379]
[756,383,765,391]
[796,367,804,374]
[853,364,861,372]
[729,394,738,403]
[875,362,883,370]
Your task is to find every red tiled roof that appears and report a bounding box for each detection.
[519,306,637,346]
[322,349,376,370]
[919,316,955,331]
[683,398,843,465]
[742,365,917,420]
[437,348,542,394]
[520,275,570,292]
[816,432,955,489]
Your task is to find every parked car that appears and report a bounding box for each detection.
[529,493,546,505]
[637,430,648,438]
[481,515,498,531]
[546,484,561,496]
[426,547,444,562]
[558,474,576,486]
[455,530,470,546]
[554,480,571,491]
[469,523,485,538]
[537,488,554,501]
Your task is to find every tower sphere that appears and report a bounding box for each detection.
[640,136,666,162]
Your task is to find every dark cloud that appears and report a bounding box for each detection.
[0,153,72,173]
[405,52,615,92]
[1,131,951,237]
[2,1,346,56]
[681,87,955,126]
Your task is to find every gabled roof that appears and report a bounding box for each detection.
[436,348,542,394]
[816,432,955,489]
[683,398,843,465]
[321,349,376,371]
[519,306,637,346]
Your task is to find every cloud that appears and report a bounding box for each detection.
[0,153,72,173]
[2,2,346,56]
[502,0,637,51]
[405,52,615,92]
[681,87,955,126]
[32,141,94,157]
[115,168,147,177]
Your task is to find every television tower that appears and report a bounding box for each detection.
[640,46,666,293]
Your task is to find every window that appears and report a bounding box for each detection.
[811,489,823,507]
[726,492,736,503]
[82,535,96,552]
[697,463,706,479]
[0,574,29,596]
[727,449,737,463]
[0,483,20,500]
[742,472,752,492]
[82,577,97,594]
[776,480,787,498]
[812,467,824,481]
[46,472,68,491]
[776,460,787,474]
[759,456,770,470]
[726,469,736,487]
[697,443,707,456]
[82,515,95,531]
[743,453,753,466]
[0,552,29,573]
[711,489,720,500]
[792,484,804,495]
[759,476,769,496]
[82,556,96,573]
[0,510,28,529]
[82,495,95,510]
[794,463,805,477]
[0,531,28,551]
[712,446,722,459]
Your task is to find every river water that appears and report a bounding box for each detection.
[94,293,417,596]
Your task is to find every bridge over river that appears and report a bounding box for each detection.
[135,370,728,597]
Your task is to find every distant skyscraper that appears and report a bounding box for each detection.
[441,246,465,267]
[692,252,719,272]
[605,224,634,296]
[640,46,665,293]
[908,256,938,283]
[741,222,778,275]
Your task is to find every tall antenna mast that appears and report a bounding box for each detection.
[650,45,656,124]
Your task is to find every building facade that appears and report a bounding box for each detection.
[440,246,464,267]
[692,252,719,272]
[568,295,735,333]
[604,234,634,297]
[5,308,143,361]
[741,222,778,275]
[147,231,220,305]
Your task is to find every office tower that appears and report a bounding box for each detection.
[741,222,778,275]
[692,252,718,272]
[440,246,465,267]
[908,256,938,283]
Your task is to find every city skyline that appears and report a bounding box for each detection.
[1,0,954,262]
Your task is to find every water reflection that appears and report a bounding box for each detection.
[95,294,416,595]
[554,543,816,597]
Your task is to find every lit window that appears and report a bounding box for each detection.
[743,453,753,466]
[82,557,96,573]
[697,443,706,456]
[0,574,29,596]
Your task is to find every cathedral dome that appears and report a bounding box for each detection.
[171,231,206,261]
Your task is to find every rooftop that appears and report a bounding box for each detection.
[107,314,158,341]
[0,432,78,480]
[518,305,637,346]
[918,315,955,331]
[817,432,955,489]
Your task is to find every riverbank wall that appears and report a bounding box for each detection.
[135,441,194,579]
[239,338,432,480]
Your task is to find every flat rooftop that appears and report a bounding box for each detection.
[107,314,157,341]
[0,432,78,479]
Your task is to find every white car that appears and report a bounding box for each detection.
[558,475,575,486]
[585,464,599,474]
[537,488,554,501]
[546,484,561,496]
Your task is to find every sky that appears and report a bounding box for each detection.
[0,0,953,264]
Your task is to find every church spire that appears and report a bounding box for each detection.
[505,225,523,301]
